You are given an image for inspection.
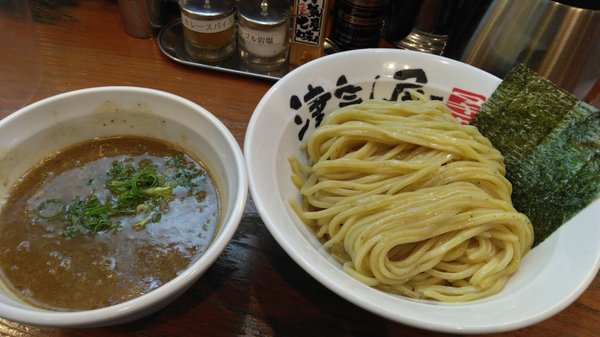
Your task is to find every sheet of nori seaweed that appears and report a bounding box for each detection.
[471,64,600,246]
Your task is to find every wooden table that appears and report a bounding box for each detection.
[0,1,598,336]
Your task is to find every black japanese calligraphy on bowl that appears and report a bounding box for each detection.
[288,67,489,142]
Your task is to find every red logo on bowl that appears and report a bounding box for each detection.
[446,88,487,124]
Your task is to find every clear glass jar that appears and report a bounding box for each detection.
[179,0,237,62]
[237,0,290,70]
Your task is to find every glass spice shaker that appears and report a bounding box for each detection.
[179,0,237,62]
[395,0,463,55]
[237,0,290,70]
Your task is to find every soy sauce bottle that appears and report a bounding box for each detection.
[330,0,390,51]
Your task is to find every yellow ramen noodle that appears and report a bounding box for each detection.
[289,97,534,302]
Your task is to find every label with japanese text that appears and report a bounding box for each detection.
[292,0,326,46]
[239,24,288,58]
[181,12,235,33]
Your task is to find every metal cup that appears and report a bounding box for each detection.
[460,0,600,99]
[117,0,171,38]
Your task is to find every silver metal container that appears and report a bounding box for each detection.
[460,0,600,99]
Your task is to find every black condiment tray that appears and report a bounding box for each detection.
[157,19,290,81]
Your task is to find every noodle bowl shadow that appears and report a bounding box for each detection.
[0,86,248,327]
[244,49,600,334]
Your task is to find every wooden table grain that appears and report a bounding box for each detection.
[0,1,598,336]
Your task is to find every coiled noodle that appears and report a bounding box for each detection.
[289,97,533,302]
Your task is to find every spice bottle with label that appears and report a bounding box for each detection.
[289,0,330,66]
[238,0,290,70]
[179,0,237,62]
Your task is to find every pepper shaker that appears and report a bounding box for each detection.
[237,0,290,70]
[179,0,237,62]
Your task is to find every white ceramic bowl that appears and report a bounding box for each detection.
[0,86,248,327]
[245,49,600,334]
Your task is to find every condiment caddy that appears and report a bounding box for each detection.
[158,0,341,81]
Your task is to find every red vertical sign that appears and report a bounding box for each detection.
[446,88,487,124]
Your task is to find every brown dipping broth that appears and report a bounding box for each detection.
[0,136,221,311]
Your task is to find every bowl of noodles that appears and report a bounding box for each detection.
[244,49,600,333]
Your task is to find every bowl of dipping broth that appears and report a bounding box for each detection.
[244,49,600,334]
[0,86,247,327]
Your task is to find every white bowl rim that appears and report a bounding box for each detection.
[0,86,248,327]
[244,49,600,334]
